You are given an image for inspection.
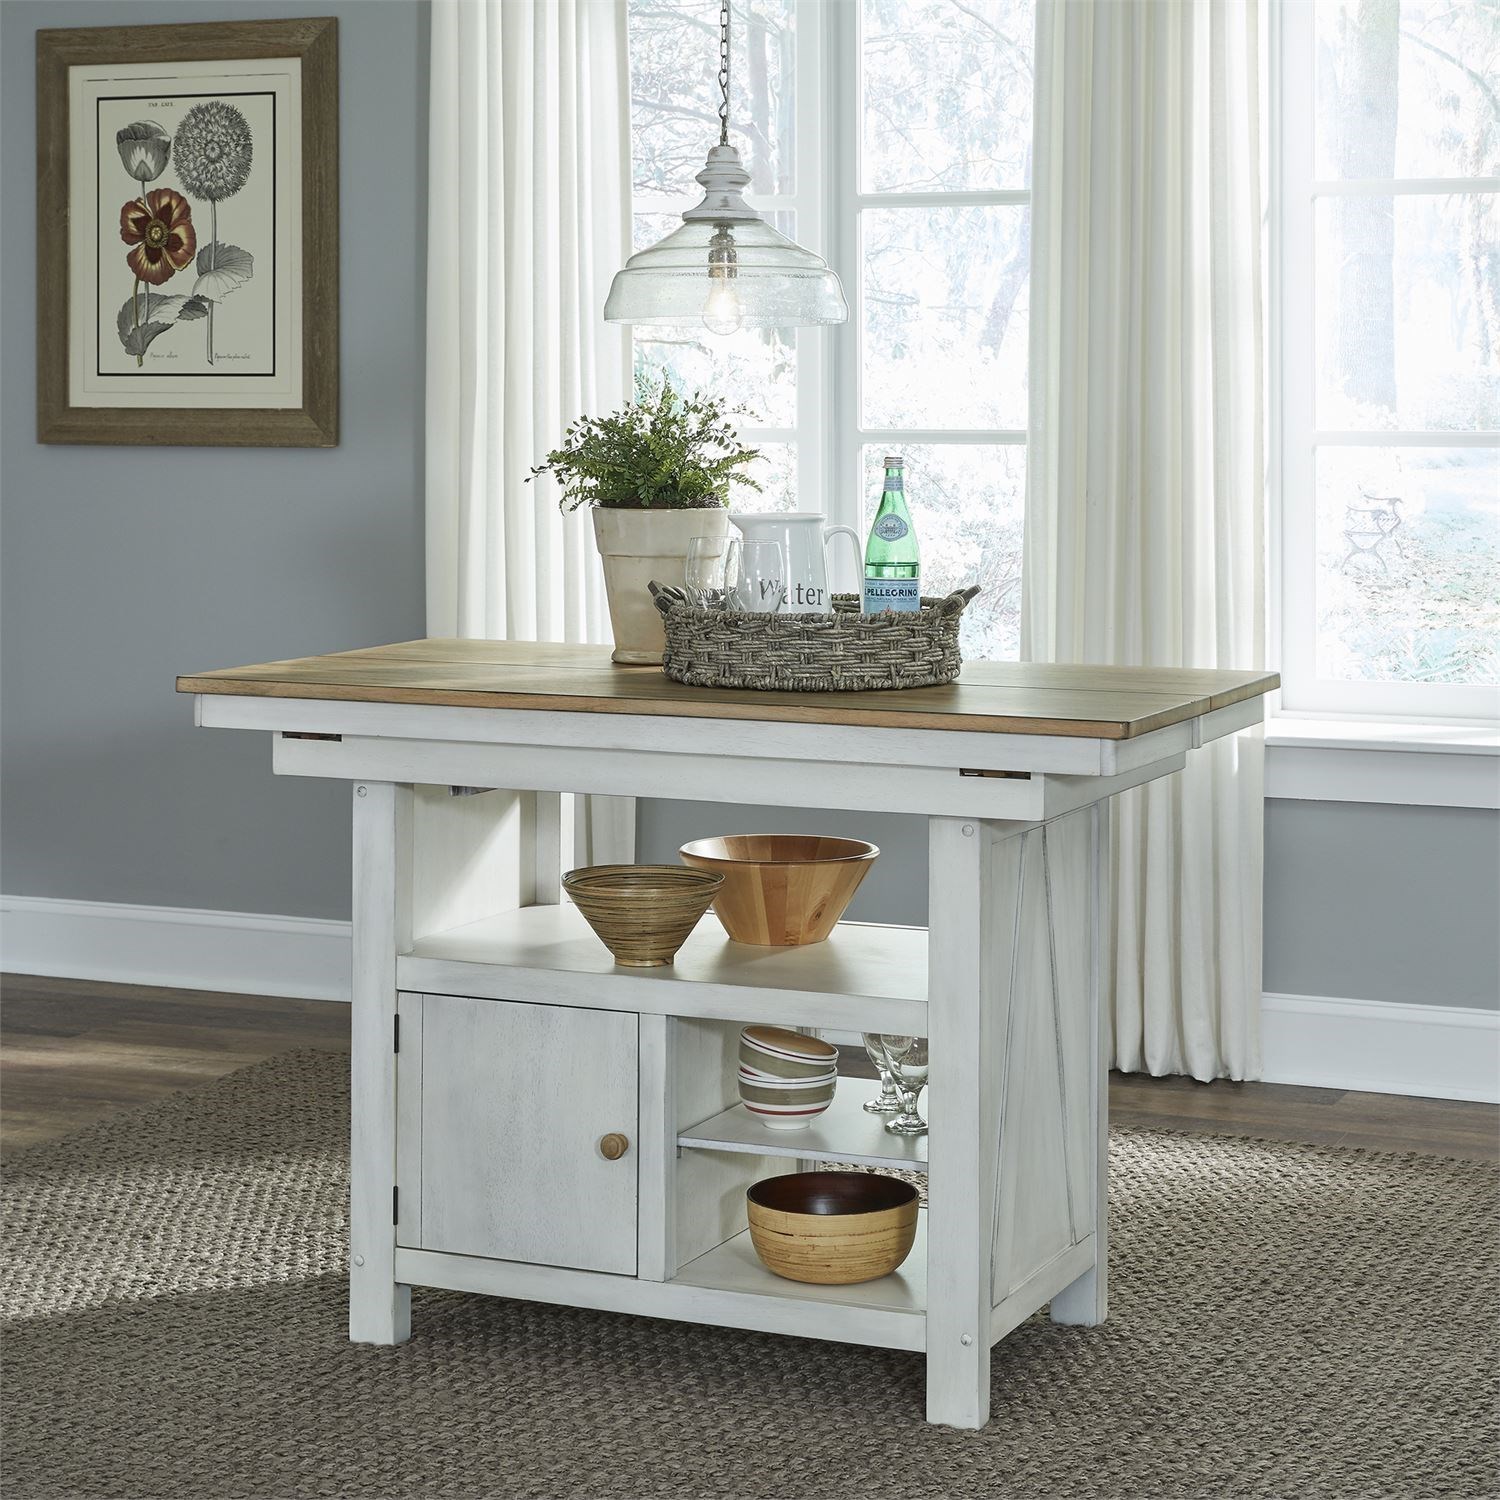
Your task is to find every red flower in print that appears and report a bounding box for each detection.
[119,189,196,285]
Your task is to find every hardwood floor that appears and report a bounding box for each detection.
[3,973,1494,1162]
[1108,1067,1497,1161]
[1,974,349,1155]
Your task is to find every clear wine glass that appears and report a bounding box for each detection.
[731,538,786,613]
[861,1032,901,1114]
[880,1034,929,1136]
[684,535,740,608]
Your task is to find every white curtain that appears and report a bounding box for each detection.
[1024,0,1266,1080]
[426,0,634,863]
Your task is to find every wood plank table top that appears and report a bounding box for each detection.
[178,639,1278,740]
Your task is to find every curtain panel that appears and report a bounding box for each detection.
[426,0,635,863]
[1024,0,1267,1080]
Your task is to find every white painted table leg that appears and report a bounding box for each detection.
[349,780,412,1345]
[924,817,1002,1429]
[1050,799,1110,1326]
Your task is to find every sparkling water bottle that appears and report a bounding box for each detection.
[861,456,920,613]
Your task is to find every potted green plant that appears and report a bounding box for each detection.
[532,379,761,664]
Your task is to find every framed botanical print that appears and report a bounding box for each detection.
[37,17,338,446]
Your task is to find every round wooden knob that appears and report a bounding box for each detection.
[599,1132,630,1161]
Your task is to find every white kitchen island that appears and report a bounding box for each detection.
[179,641,1276,1429]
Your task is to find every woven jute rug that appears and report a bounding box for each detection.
[3,1049,1496,1500]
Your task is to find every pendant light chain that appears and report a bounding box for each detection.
[718,2,731,147]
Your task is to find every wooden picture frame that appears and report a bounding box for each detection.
[36,17,338,446]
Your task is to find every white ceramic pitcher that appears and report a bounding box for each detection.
[729,513,862,616]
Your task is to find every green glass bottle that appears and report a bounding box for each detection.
[861,456,921,613]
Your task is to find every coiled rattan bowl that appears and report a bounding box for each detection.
[562,864,724,968]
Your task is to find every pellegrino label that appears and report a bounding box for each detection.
[862,577,921,612]
[863,458,920,614]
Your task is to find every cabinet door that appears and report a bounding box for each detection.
[400,993,638,1275]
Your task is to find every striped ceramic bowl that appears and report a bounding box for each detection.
[737,1069,837,1131]
[739,1025,839,1081]
[737,1063,838,1087]
[741,1062,846,1086]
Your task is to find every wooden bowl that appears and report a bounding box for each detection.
[562,865,723,967]
[746,1171,919,1285]
[678,835,879,946]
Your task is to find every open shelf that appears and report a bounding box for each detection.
[396,1214,929,1356]
[670,1213,927,1322]
[397,904,929,1031]
[680,1085,929,1172]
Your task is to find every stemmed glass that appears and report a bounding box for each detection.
[684,535,740,609]
[860,1032,901,1114]
[879,1034,929,1137]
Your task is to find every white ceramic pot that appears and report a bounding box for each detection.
[592,506,731,665]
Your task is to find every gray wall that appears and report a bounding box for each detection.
[0,0,429,921]
[1263,800,1499,1009]
[3,1,1494,1018]
[638,798,1500,1010]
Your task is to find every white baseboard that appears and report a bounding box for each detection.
[4,895,1496,1103]
[1261,992,1499,1104]
[0,894,352,1001]
[837,993,1499,1104]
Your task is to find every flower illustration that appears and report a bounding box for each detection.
[116,120,170,183]
[173,101,253,202]
[171,99,254,366]
[120,189,197,285]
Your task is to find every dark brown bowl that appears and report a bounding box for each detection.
[745,1171,919,1285]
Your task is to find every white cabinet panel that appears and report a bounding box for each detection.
[402,993,638,1275]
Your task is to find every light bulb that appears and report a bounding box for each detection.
[702,224,742,335]
[702,281,743,336]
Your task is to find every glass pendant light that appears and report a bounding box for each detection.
[604,3,847,334]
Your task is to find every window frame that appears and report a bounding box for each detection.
[824,0,1031,598]
[628,1,828,527]
[1273,0,1500,725]
[627,0,1034,608]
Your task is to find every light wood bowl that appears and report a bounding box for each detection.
[562,865,723,967]
[746,1171,919,1285]
[678,835,879,946]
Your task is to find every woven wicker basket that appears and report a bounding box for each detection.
[649,583,979,692]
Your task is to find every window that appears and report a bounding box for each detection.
[627,0,1035,659]
[1277,0,1500,721]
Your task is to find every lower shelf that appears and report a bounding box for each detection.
[671,1215,927,1318]
[393,1215,928,1354]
